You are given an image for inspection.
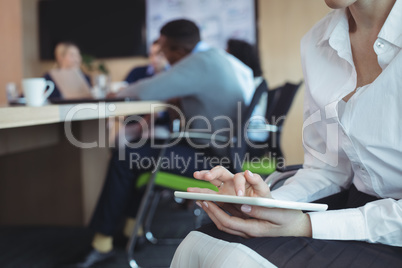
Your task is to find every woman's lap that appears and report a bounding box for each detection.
[195,223,402,267]
[171,230,275,268]
[172,187,402,267]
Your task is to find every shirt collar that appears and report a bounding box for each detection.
[318,1,402,49]
[378,0,402,48]
[317,9,354,65]
[317,9,348,46]
[192,41,211,54]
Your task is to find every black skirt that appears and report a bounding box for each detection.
[197,185,402,267]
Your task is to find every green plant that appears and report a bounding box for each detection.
[81,54,109,74]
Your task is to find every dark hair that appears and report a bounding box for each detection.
[227,39,262,77]
[160,19,201,52]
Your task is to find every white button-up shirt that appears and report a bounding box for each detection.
[272,1,402,247]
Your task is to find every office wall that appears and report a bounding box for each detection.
[257,0,330,165]
[0,0,23,105]
[20,0,330,164]
[21,0,150,82]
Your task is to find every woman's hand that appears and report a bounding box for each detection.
[189,166,236,195]
[189,166,241,216]
[189,166,312,238]
[188,166,272,219]
[189,166,271,198]
[200,198,312,238]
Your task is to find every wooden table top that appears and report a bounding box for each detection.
[0,101,165,129]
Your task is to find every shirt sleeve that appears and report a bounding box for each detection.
[117,53,207,101]
[308,198,402,246]
[271,88,353,203]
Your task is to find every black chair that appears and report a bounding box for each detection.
[265,81,303,159]
[243,81,303,176]
[126,80,269,268]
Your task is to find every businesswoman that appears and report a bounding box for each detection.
[172,0,402,267]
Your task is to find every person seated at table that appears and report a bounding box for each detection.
[121,39,170,142]
[74,19,254,267]
[171,0,402,267]
[124,40,169,84]
[44,41,92,100]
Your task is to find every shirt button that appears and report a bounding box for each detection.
[356,163,365,172]
[376,41,385,48]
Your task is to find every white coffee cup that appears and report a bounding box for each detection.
[22,78,55,106]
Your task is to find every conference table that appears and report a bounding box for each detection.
[0,100,165,226]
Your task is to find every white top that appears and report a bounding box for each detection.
[271,1,402,247]
[193,41,255,106]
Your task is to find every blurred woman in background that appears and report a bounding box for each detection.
[44,41,92,99]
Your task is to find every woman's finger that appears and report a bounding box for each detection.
[244,170,271,197]
[233,172,246,197]
[206,201,275,238]
[201,201,249,238]
[239,204,311,237]
[193,170,209,177]
[187,187,218,194]
[193,170,211,181]
[194,166,234,184]
[240,205,283,222]
[193,171,223,188]
[219,203,247,218]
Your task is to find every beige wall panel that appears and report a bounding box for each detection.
[258,0,330,165]
[0,0,23,103]
[21,0,39,79]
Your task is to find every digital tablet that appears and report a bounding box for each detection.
[174,191,328,212]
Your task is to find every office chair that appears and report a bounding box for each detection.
[243,81,303,176]
[127,80,269,268]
